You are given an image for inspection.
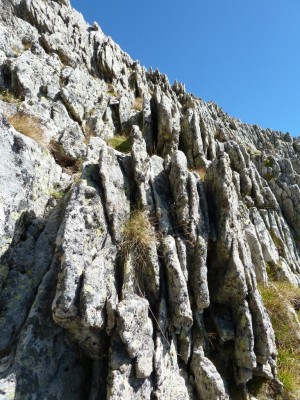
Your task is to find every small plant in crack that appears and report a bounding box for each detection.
[48,140,83,174]
[0,87,20,104]
[106,83,119,97]
[107,135,132,153]
[190,166,207,180]
[120,209,157,263]
[132,97,143,111]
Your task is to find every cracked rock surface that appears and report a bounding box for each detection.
[0,0,300,399]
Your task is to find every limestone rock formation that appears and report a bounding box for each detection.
[0,0,300,399]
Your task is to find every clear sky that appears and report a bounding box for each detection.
[71,0,300,137]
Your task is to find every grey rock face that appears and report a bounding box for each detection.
[0,112,62,255]
[1,0,300,399]
[191,347,229,400]
[117,294,154,379]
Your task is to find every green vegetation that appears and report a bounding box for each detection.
[245,146,261,157]
[259,282,300,399]
[264,158,274,168]
[265,262,275,279]
[107,135,132,153]
[50,189,65,200]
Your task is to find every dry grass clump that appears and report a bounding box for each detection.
[7,111,83,175]
[121,210,157,262]
[191,167,207,180]
[6,112,47,147]
[106,83,118,97]
[107,135,132,153]
[83,123,96,145]
[22,42,32,51]
[132,97,143,111]
[259,282,300,398]
[49,139,83,174]
[0,88,19,104]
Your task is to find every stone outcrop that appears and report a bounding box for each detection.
[0,0,300,399]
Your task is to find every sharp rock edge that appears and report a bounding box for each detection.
[0,0,299,399]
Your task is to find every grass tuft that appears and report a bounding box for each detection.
[6,112,47,147]
[264,172,274,182]
[107,135,132,153]
[264,158,274,168]
[121,210,157,263]
[7,112,83,175]
[132,97,143,111]
[259,282,300,399]
[106,83,118,97]
[50,189,65,200]
[191,167,207,180]
[0,88,20,104]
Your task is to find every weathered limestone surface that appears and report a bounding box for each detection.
[1,0,300,399]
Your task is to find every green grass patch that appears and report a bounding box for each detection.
[107,135,132,153]
[263,172,274,182]
[50,190,65,200]
[259,282,300,399]
[264,158,274,168]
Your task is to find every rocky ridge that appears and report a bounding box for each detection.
[0,0,300,399]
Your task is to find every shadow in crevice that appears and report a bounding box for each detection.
[0,210,50,357]
[49,139,83,173]
[0,204,95,399]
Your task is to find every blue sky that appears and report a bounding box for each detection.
[71,0,300,137]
